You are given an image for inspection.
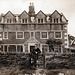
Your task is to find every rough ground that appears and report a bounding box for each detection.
[0,67,75,75]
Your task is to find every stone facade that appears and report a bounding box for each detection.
[0,3,68,54]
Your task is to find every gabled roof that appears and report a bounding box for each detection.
[19,10,29,17]
[25,37,40,44]
[51,10,62,16]
[4,11,16,17]
[61,13,68,22]
[36,10,47,17]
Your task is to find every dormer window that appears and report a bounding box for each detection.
[54,18,55,23]
[53,18,60,23]
[7,19,12,23]
[56,18,58,23]
[22,19,24,23]
[38,19,40,23]
[41,19,43,23]
[7,19,9,23]
[0,19,1,23]
[25,19,27,23]
[38,19,43,23]
[22,19,27,23]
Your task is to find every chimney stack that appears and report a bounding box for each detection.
[29,3,35,16]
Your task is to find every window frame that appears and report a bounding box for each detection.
[54,31,62,39]
[16,32,24,39]
[40,32,48,39]
[17,45,23,52]
[3,32,8,39]
[4,45,8,52]
[41,44,48,53]
[30,32,35,38]
[22,19,28,23]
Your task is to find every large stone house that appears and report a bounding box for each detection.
[0,3,68,54]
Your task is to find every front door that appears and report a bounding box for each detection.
[30,46,35,52]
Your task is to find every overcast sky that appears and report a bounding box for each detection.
[0,0,75,36]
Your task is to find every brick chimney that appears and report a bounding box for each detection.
[29,3,35,16]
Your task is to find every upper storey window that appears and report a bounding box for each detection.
[53,18,59,23]
[38,19,43,23]
[55,32,62,39]
[16,32,24,39]
[22,19,27,23]
[7,19,12,23]
[41,32,48,39]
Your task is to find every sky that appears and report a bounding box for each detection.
[0,0,75,36]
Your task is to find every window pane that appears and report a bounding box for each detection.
[25,19,27,23]
[42,32,47,38]
[38,19,40,23]
[31,32,34,37]
[17,45,23,52]
[17,32,23,38]
[22,19,24,23]
[4,46,8,52]
[0,45,3,52]
[49,32,54,39]
[9,45,16,52]
[55,32,61,38]
[4,32,8,39]
[42,45,47,53]
[41,19,43,23]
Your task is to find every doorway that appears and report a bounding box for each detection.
[30,46,35,52]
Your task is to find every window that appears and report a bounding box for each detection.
[22,19,24,23]
[25,19,27,23]
[7,19,9,23]
[54,18,55,23]
[38,19,43,23]
[54,18,59,23]
[4,45,8,52]
[3,32,8,39]
[17,45,23,52]
[22,19,27,23]
[7,19,12,23]
[54,46,61,53]
[42,45,48,53]
[49,45,54,52]
[41,32,48,39]
[38,19,40,23]
[56,18,58,23]
[17,32,24,39]
[41,19,43,23]
[0,33,2,40]
[55,32,62,39]
[0,45,3,52]
[30,32,35,37]
[49,32,54,39]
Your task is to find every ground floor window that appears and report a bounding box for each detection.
[54,45,61,53]
[0,45,3,52]
[9,45,16,52]
[17,45,23,52]
[49,45,54,52]
[4,45,8,52]
[42,44,48,53]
